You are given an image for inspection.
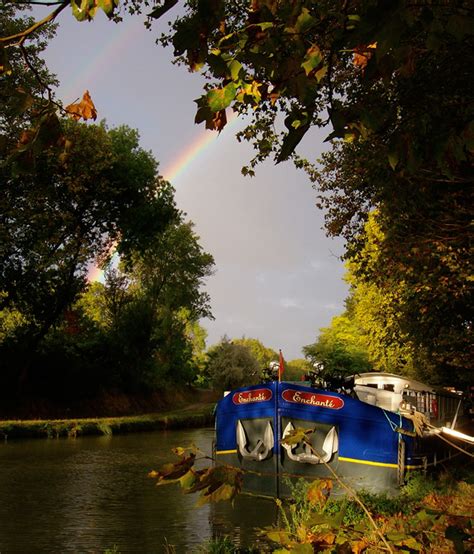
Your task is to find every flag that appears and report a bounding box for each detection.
[278,349,285,381]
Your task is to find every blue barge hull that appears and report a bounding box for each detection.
[214,381,451,496]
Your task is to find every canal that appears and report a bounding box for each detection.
[0,428,277,553]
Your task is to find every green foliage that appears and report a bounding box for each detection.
[1,104,214,398]
[0,4,58,142]
[157,0,474,386]
[206,337,260,391]
[232,337,278,369]
[0,118,182,396]
[59,220,214,394]
[303,314,371,378]
[103,545,120,554]
[284,359,311,382]
[345,211,470,385]
[2,2,472,392]
[196,536,259,554]
[181,312,209,385]
[264,471,474,552]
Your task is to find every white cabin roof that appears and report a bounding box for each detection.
[354,372,435,393]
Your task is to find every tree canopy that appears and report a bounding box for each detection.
[232,336,278,368]
[303,312,371,379]
[206,337,260,391]
[1,121,177,343]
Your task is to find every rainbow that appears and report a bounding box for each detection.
[61,17,145,103]
[86,117,236,282]
[161,111,238,182]
[87,264,105,284]
[64,17,241,282]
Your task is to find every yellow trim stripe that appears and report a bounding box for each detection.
[339,456,398,468]
[339,456,419,470]
[216,451,420,469]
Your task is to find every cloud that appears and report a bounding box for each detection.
[280,297,301,309]
[322,303,341,311]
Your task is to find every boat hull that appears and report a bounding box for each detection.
[214,381,449,496]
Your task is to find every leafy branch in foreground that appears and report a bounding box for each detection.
[150,436,474,553]
[148,445,243,507]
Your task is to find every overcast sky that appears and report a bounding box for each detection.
[41,7,348,359]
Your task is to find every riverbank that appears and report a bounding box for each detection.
[0,402,216,440]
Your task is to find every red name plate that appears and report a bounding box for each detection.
[282,389,344,410]
[232,388,273,405]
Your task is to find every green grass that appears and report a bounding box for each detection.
[0,403,216,440]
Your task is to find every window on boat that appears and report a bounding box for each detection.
[383,384,395,391]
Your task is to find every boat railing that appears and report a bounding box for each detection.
[401,388,465,427]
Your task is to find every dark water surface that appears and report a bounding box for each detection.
[0,428,276,553]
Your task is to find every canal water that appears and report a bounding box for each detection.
[0,428,277,553]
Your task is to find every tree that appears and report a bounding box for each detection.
[4,2,472,174]
[124,220,214,321]
[232,337,278,369]
[345,212,471,386]
[116,219,214,387]
[284,358,312,381]
[181,312,209,385]
[0,121,178,392]
[0,4,58,142]
[206,337,260,391]
[1,121,176,337]
[303,312,371,379]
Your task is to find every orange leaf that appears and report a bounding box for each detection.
[307,531,336,545]
[353,42,377,70]
[351,538,369,553]
[306,478,333,506]
[65,90,97,121]
[206,109,227,131]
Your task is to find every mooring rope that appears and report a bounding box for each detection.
[432,432,474,458]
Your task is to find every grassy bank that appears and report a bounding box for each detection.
[0,402,216,440]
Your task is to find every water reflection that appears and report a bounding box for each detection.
[0,429,276,553]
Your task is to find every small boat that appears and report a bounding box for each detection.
[213,372,473,496]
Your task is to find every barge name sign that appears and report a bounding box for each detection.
[232,388,273,405]
[282,389,344,410]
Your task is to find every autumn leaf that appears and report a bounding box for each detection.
[280,426,313,446]
[350,538,369,553]
[301,45,323,77]
[353,43,377,70]
[178,469,197,489]
[208,109,227,132]
[295,8,316,34]
[228,59,243,80]
[71,0,118,21]
[307,531,336,545]
[97,0,119,17]
[207,83,237,112]
[65,90,97,122]
[152,452,196,484]
[265,530,292,545]
[306,478,333,506]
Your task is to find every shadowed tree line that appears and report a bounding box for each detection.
[0,8,216,407]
